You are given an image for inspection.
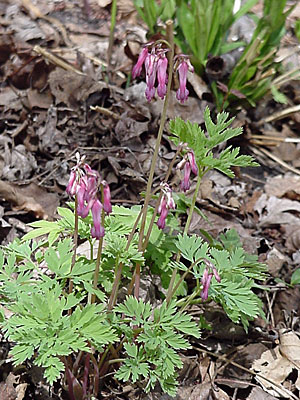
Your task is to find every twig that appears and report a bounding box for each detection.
[193,346,299,400]
[21,0,72,46]
[33,46,84,75]
[250,134,300,144]
[257,105,300,125]
[250,146,300,176]
[90,105,121,120]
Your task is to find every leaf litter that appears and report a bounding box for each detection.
[1,0,300,399]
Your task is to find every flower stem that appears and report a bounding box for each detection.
[138,20,174,251]
[135,20,174,299]
[166,170,205,303]
[68,198,79,314]
[142,144,183,252]
[91,200,106,304]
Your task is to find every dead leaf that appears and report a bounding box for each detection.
[265,174,300,201]
[1,144,37,181]
[273,287,300,326]
[252,337,300,398]
[27,88,53,109]
[247,387,278,400]
[279,330,300,369]
[16,383,27,400]
[96,0,112,6]
[0,373,17,400]
[0,180,58,219]
[254,193,300,227]
[266,248,287,277]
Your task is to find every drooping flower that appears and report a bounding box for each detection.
[178,148,198,192]
[175,55,194,104]
[188,151,198,176]
[132,46,149,79]
[201,270,213,300]
[200,259,221,300]
[145,51,157,102]
[180,161,191,192]
[157,197,168,230]
[157,183,176,230]
[66,170,78,196]
[157,55,168,100]
[91,199,105,239]
[132,42,194,103]
[102,181,112,214]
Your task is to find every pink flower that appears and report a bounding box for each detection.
[102,181,112,214]
[180,161,191,192]
[188,151,198,176]
[145,52,157,102]
[91,199,105,239]
[157,183,176,230]
[157,56,168,99]
[157,197,168,230]
[176,61,189,103]
[201,260,221,300]
[66,170,78,196]
[175,56,194,104]
[212,266,221,283]
[201,271,213,300]
[76,180,89,217]
[165,191,175,210]
[132,47,149,79]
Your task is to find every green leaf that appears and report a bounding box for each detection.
[291,268,300,285]
[271,85,288,104]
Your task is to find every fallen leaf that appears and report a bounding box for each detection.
[252,333,300,398]
[0,373,17,400]
[1,144,37,181]
[279,330,300,369]
[247,386,278,400]
[254,193,300,227]
[0,180,59,219]
[265,174,300,201]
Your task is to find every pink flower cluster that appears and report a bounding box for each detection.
[66,155,112,239]
[157,183,176,230]
[201,259,221,300]
[132,43,193,103]
[178,150,198,192]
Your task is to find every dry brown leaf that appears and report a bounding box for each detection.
[265,175,300,200]
[266,248,287,277]
[279,330,300,369]
[1,144,37,181]
[252,331,300,398]
[252,346,293,398]
[0,373,17,400]
[247,387,278,400]
[0,180,58,219]
[27,88,53,109]
[16,383,27,400]
[254,193,300,227]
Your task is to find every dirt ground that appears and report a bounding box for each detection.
[1,0,300,399]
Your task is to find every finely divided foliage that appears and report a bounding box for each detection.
[0,107,267,397]
[169,107,258,178]
[114,296,200,395]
